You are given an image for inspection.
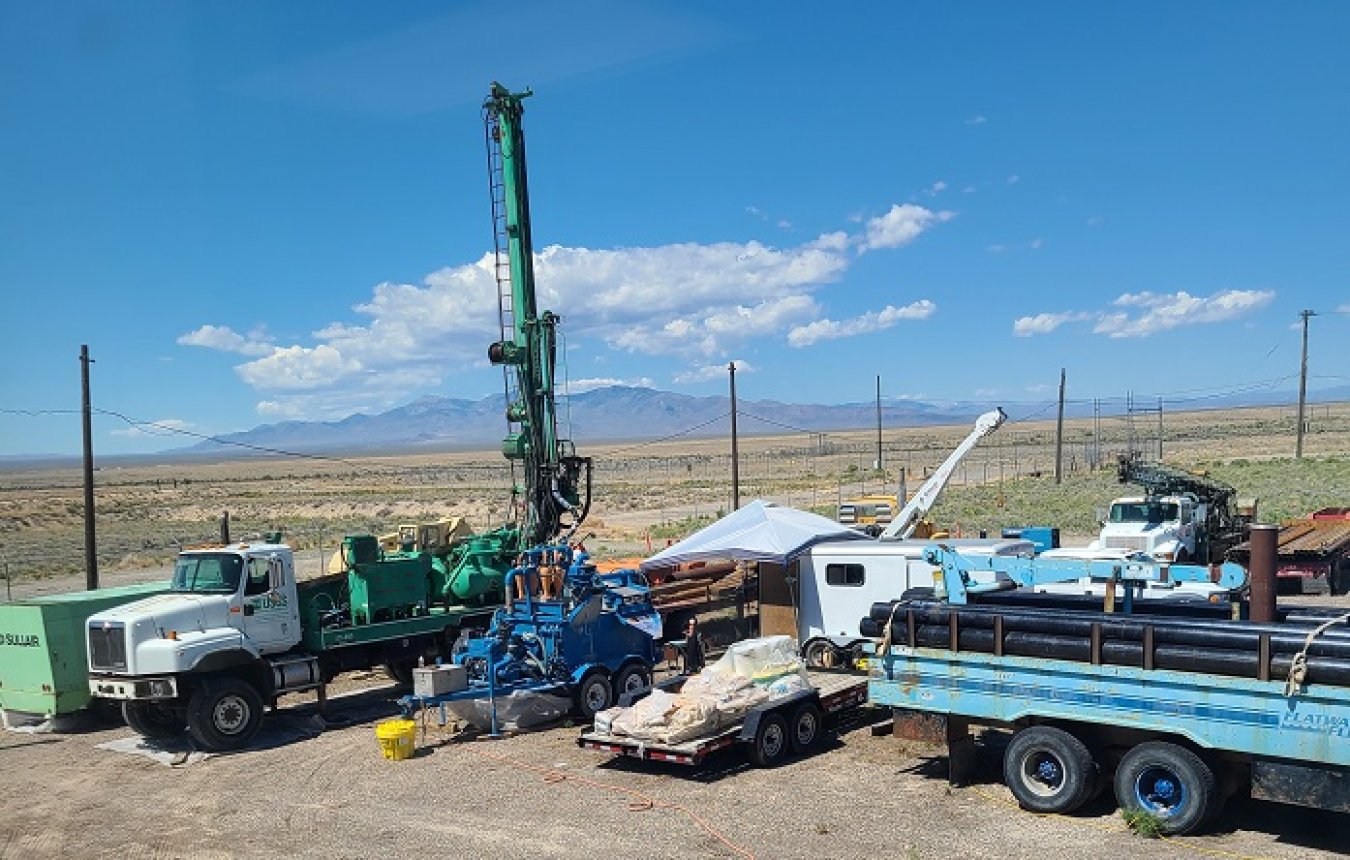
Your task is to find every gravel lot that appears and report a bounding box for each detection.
[2,658,1348,860]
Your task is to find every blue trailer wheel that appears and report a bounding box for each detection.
[1003,725,1097,814]
[1114,741,1217,835]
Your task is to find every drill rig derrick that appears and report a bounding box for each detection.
[483,83,592,549]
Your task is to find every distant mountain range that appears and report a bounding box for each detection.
[182,386,963,456]
[178,382,1350,459]
[4,383,1345,465]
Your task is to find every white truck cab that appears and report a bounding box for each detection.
[1091,493,1204,563]
[87,542,313,751]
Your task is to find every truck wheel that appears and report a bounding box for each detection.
[573,672,613,721]
[122,701,186,739]
[186,677,264,752]
[803,639,840,669]
[1331,560,1350,597]
[385,659,417,687]
[1114,741,1216,835]
[1004,726,1097,814]
[789,702,825,754]
[611,665,650,705]
[748,712,789,767]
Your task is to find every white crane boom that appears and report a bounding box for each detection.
[878,407,1007,541]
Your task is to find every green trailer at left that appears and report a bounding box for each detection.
[0,580,170,718]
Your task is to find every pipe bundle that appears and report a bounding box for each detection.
[861,597,1350,689]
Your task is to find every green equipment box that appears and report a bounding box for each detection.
[0,580,170,716]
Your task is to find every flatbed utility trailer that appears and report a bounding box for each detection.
[868,596,1350,835]
[578,669,868,767]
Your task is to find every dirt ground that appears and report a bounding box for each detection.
[2,668,1348,860]
[3,584,1349,860]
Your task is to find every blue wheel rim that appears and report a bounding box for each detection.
[1134,765,1187,817]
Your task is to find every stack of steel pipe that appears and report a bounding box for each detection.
[860,598,1350,688]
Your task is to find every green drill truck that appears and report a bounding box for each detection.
[86,530,516,751]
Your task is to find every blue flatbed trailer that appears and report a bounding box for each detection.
[869,618,1350,835]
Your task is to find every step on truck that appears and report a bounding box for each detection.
[865,546,1350,835]
[578,664,868,767]
[87,533,513,751]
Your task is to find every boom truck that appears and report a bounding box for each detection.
[866,546,1350,835]
[87,82,657,751]
[1091,452,1254,564]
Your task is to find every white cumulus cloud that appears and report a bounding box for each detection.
[565,376,654,393]
[673,360,754,384]
[788,301,936,347]
[860,204,954,252]
[1014,289,1275,338]
[1094,289,1275,338]
[178,325,274,357]
[180,205,948,416]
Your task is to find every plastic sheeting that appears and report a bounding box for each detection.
[441,688,573,732]
[638,500,872,572]
[595,635,812,745]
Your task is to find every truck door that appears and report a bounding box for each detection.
[241,554,300,653]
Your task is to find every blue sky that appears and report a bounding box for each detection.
[2,1,1348,456]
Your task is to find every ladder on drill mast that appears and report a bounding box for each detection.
[485,105,521,445]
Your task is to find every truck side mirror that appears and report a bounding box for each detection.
[268,555,285,590]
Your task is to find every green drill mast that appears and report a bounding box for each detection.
[483,83,592,549]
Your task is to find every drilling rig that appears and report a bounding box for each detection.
[484,83,592,549]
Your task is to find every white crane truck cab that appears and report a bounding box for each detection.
[1090,493,1205,563]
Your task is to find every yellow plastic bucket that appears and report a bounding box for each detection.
[376,719,417,761]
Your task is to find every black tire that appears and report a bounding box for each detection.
[1114,741,1217,835]
[789,702,824,754]
[186,677,265,752]
[87,697,127,726]
[748,712,789,768]
[122,700,186,739]
[802,639,840,669]
[1003,725,1098,814]
[385,659,417,687]
[611,664,650,705]
[573,672,613,721]
[1331,560,1350,597]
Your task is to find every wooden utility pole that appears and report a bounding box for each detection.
[80,345,99,590]
[1296,310,1315,459]
[875,375,882,472]
[1054,368,1065,484]
[729,362,740,510]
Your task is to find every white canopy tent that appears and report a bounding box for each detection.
[638,499,873,572]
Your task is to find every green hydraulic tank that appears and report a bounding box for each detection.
[0,580,170,716]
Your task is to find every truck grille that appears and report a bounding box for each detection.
[1104,536,1150,553]
[88,624,127,671]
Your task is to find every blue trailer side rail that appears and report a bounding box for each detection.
[869,645,1350,766]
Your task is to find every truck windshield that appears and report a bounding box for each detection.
[172,553,245,594]
[1110,502,1178,524]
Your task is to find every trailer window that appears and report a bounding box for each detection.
[825,564,865,587]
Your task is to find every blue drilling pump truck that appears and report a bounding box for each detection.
[865,545,1350,835]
